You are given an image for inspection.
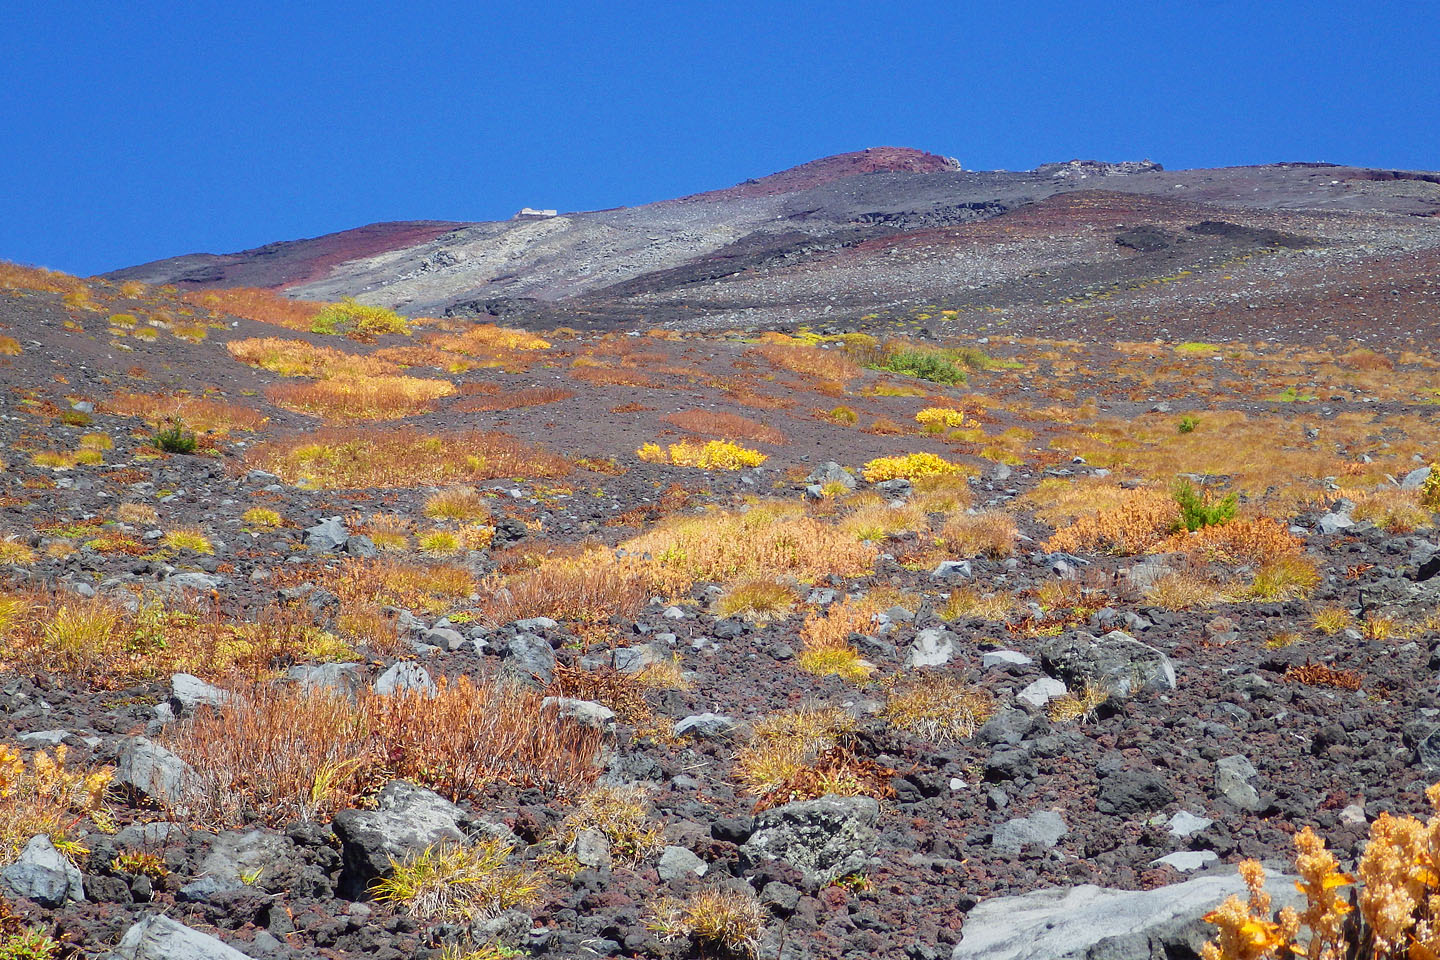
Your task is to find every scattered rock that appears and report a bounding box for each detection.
[673,713,738,739]
[741,795,881,890]
[1214,755,1267,812]
[372,661,435,696]
[331,781,466,898]
[107,914,254,960]
[304,517,350,552]
[906,628,957,667]
[114,736,198,806]
[657,845,708,880]
[991,810,1067,854]
[1,835,84,906]
[1040,630,1177,698]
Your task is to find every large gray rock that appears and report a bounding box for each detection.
[1402,466,1435,490]
[115,736,199,806]
[107,914,254,959]
[1,835,85,906]
[991,810,1067,854]
[500,633,556,688]
[806,462,856,492]
[179,829,296,901]
[658,845,708,880]
[906,628,957,668]
[1040,630,1176,699]
[1214,755,1267,812]
[952,870,1303,960]
[741,795,880,891]
[284,662,363,695]
[673,713,737,739]
[1317,511,1355,535]
[170,673,233,712]
[331,780,466,898]
[304,517,349,552]
[542,697,616,732]
[372,661,435,696]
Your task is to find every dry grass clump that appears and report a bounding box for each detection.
[881,673,994,742]
[647,888,767,957]
[1200,789,1440,960]
[748,342,861,385]
[0,335,22,356]
[167,678,602,824]
[0,539,36,566]
[554,785,665,865]
[1044,486,1180,556]
[1312,606,1355,635]
[732,704,893,812]
[241,507,283,527]
[940,510,1017,558]
[862,452,963,482]
[796,596,881,681]
[104,392,268,434]
[308,298,410,339]
[714,579,799,621]
[624,503,875,594]
[226,337,399,378]
[1048,682,1111,723]
[451,386,575,412]
[247,427,569,488]
[426,323,550,355]
[423,487,490,522]
[0,261,91,296]
[840,501,928,542]
[0,744,113,861]
[660,410,785,445]
[940,587,1018,622]
[265,374,456,421]
[185,287,326,332]
[1145,571,1223,611]
[1342,486,1433,533]
[481,550,649,626]
[638,440,767,470]
[313,558,477,616]
[161,527,213,554]
[912,472,974,513]
[2,592,350,687]
[372,840,543,923]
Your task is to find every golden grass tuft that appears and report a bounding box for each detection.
[795,596,880,682]
[623,503,874,594]
[940,587,1018,622]
[481,550,649,626]
[226,337,399,378]
[714,579,799,621]
[0,539,36,566]
[265,374,456,421]
[749,342,862,385]
[423,487,490,522]
[185,287,326,332]
[940,509,1017,558]
[732,705,855,796]
[0,336,21,356]
[555,785,666,866]
[372,840,543,923]
[161,528,213,554]
[1044,485,1180,556]
[647,888,767,957]
[247,427,569,488]
[881,673,994,742]
[116,503,159,526]
[0,261,91,296]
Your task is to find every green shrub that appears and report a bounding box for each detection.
[1177,416,1199,434]
[152,422,197,454]
[1172,480,1237,532]
[1421,465,1440,512]
[881,349,967,385]
[311,298,410,339]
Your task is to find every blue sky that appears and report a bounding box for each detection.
[2,0,1435,276]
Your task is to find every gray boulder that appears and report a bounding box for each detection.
[304,517,349,552]
[931,560,973,581]
[952,870,1302,960]
[542,697,616,732]
[179,829,296,901]
[331,780,466,898]
[1401,466,1434,490]
[1098,770,1175,816]
[501,633,556,688]
[372,661,435,696]
[906,628,957,668]
[1040,630,1176,698]
[107,915,254,960]
[1017,677,1067,708]
[1214,755,1267,812]
[170,673,232,713]
[658,845,708,880]
[1317,511,1354,535]
[991,810,1067,855]
[284,662,362,695]
[673,713,738,739]
[115,736,198,806]
[741,795,880,891]
[1,835,85,906]
[805,462,856,492]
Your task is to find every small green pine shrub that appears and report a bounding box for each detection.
[1172,480,1237,532]
[1177,416,1199,434]
[152,422,197,454]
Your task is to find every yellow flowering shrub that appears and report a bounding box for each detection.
[862,452,962,482]
[0,744,113,861]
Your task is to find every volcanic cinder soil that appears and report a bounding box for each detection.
[1,148,1440,960]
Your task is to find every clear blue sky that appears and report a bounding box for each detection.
[2,0,1435,276]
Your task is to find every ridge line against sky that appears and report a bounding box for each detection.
[2,0,1436,276]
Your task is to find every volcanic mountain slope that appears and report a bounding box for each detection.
[109,148,1440,332]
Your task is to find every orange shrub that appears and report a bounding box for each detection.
[184,287,325,331]
[0,261,90,296]
[748,343,861,385]
[452,386,576,412]
[105,392,268,434]
[481,551,649,626]
[247,427,569,488]
[1044,487,1181,556]
[227,337,399,378]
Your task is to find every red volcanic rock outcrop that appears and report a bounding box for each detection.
[676,146,962,202]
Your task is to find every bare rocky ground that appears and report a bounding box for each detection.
[2,153,1439,959]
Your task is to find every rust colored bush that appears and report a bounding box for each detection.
[452,386,576,412]
[660,410,784,445]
